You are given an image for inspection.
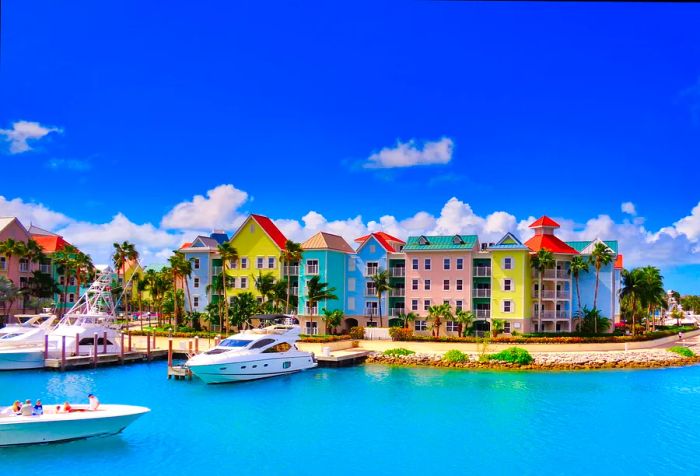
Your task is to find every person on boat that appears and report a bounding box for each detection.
[62,401,73,413]
[11,400,22,414]
[88,394,100,410]
[33,400,44,416]
[20,400,33,416]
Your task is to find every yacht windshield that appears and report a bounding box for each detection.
[219,339,252,348]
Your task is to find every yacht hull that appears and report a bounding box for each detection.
[0,347,44,370]
[0,405,149,446]
[188,355,317,384]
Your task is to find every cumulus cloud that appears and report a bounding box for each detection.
[0,120,62,154]
[161,184,248,230]
[621,201,637,216]
[0,195,72,229]
[364,137,454,169]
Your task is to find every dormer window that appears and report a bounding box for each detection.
[452,235,464,245]
[418,236,429,246]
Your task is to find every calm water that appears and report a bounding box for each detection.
[2,362,700,475]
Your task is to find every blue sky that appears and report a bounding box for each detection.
[1,1,700,293]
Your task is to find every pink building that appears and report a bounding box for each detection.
[0,217,38,317]
[403,234,479,334]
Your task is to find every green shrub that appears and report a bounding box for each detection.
[349,326,365,340]
[443,349,468,363]
[383,348,416,357]
[487,347,533,365]
[668,346,695,358]
[389,327,414,341]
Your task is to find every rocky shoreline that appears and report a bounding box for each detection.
[366,350,700,370]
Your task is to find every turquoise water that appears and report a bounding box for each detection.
[2,362,700,475]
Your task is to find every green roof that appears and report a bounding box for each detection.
[565,240,618,254]
[403,235,478,251]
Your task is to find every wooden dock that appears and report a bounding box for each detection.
[315,350,371,367]
[44,349,169,370]
[167,364,193,380]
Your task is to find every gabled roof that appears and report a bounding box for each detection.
[0,217,29,237]
[566,239,619,255]
[28,225,58,236]
[525,234,579,254]
[189,236,220,248]
[489,232,529,250]
[614,254,623,269]
[32,234,72,253]
[403,235,478,251]
[250,214,287,250]
[179,242,192,250]
[302,232,355,253]
[354,232,405,252]
[529,216,560,228]
[209,232,229,244]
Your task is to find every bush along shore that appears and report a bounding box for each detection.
[367,346,700,371]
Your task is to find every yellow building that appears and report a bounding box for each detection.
[488,233,532,334]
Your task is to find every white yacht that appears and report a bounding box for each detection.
[0,404,150,446]
[0,270,121,370]
[0,312,57,344]
[185,318,317,384]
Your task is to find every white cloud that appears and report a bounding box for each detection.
[0,120,62,154]
[364,137,454,169]
[160,184,248,230]
[0,195,72,229]
[621,201,637,216]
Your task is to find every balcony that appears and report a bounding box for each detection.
[365,307,379,317]
[284,265,299,276]
[305,306,318,316]
[19,263,30,272]
[306,265,319,275]
[389,307,405,317]
[476,309,491,319]
[532,269,557,279]
[40,264,51,274]
[365,287,378,297]
[556,270,570,279]
[291,287,299,296]
[212,266,223,275]
[473,288,491,298]
[535,310,557,320]
[365,267,379,277]
[390,267,406,277]
[473,267,491,277]
[556,310,570,319]
[556,291,571,300]
[390,288,405,297]
[533,290,556,300]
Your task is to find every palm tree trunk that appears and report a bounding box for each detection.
[538,273,543,333]
[285,263,291,314]
[377,292,383,327]
[575,276,582,315]
[221,263,228,333]
[593,267,600,333]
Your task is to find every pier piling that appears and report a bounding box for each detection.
[61,336,66,370]
[75,333,79,356]
[44,335,48,359]
[168,339,173,367]
[120,333,125,363]
[93,332,98,368]
[194,336,199,353]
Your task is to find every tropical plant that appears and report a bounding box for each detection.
[530,248,555,332]
[0,275,19,319]
[668,346,695,358]
[383,348,415,357]
[453,309,475,337]
[349,326,365,340]
[53,244,78,314]
[305,275,338,329]
[280,240,302,313]
[427,302,452,338]
[370,270,392,327]
[638,266,665,332]
[680,295,700,314]
[321,308,344,335]
[253,271,276,303]
[230,292,260,331]
[443,349,468,363]
[568,255,590,314]
[620,268,643,335]
[112,241,139,315]
[73,251,94,305]
[491,318,506,337]
[0,238,27,284]
[671,308,684,327]
[217,242,239,332]
[168,251,193,326]
[576,306,611,334]
[26,270,59,311]
[397,311,418,329]
[487,347,533,365]
[590,242,615,320]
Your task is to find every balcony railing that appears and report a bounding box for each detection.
[19,263,29,272]
[365,288,377,297]
[535,310,557,319]
[365,267,379,277]
[305,306,318,316]
[40,264,51,274]
[476,309,491,319]
[533,290,556,299]
[390,288,405,297]
[212,266,223,275]
[556,270,570,279]
[306,265,319,275]
[291,287,299,296]
[556,310,570,319]
[532,269,557,279]
[390,267,406,277]
[556,291,571,300]
[284,265,299,276]
[365,308,379,317]
[473,267,491,277]
[473,288,491,298]
[389,307,405,317]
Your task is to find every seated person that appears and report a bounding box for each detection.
[33,399,44,416]
[20,400,33,416]
[11,400,22,414]
[62,401,73,413]
[88,394,100,411]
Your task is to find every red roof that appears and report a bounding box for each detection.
[251,214,288,250]
[529,216,560,228]
[179,242,192,250]
[32,234,71,253]
[614,254,623,269]
[354,232,405,252]
[525,234,579,254]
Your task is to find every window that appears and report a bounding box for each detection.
[424,299,431,311]
[456,258,463,270]
[504,322,512,333]
[366,262,379,276]
[443,300,450,305]
[348,257,356,271]
[193,296,200,308]
[263,342,291,353]
[411,299,419,311]
[229,277,236,289]
[268,257,276,269]
[193,258,200,269]
[424,279,431,291]
[59,276,65,285]
[306,259,319,275]
[240,277,248,289]
[443,280,450,291]
[241,257,248,269]
[503,300,513,313]
[249,338,276,349]
[366,283,377,295]
[305,322,318,335]
[256,257,264,269]
[456,300,463,311]
[0,257,5,270]
[249,223,255,233]
[348,297,356,310]
[456,279,463,291]
[283,361,292,369]
[194,277,200,288]
[446,321,459,332]
[424,258,431,270]
[366,321,378,328]
[230,258,237,269]
[412,258,419,270]
[412,279,419,291]
[348,278,356,292]
[443,258,450,270]
[503,279,513,291]
[504,257,513,270]
[414,320,428,331]
[69,277,76,286]
[68,293,75,303]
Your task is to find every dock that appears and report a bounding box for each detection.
[44,349,169,370]
[315,350,371,367]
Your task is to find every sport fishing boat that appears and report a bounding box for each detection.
[0,270,121,370]
[0,312,57,344]
[185,317,317,384]
[0,404,150,446]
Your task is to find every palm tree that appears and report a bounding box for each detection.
[397,311,418,329]
[53,245,78,315]
[230,292,260,331]
[0,276,19,320]
[530,248,554,332]
[0,238,27,284]
[638,266,665,332]
[217,242,238,332]
[271,279,290,312]
[321,308,344,335]
[280,240,303,313]
[454,309,475,337]
[168,251,193,326]
[370,270,392,327]
[206,270,226,331]
[620,268,643,335]
[253,271,276,303]
[305,275,338,331]
[73,252,94,305]
[427,303,452,337]
[568,255,590,315]
[591,242,615,312]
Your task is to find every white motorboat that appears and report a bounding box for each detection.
[0,404,149,446]
[0,312,57,344]
[0,270,121,371]
[186,319,317,384]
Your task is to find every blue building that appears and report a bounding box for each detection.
[181,230,229,314]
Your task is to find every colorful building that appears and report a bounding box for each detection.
[180,231,229,313]
[0,217,37,316]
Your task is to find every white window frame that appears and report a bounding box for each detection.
[256,257,264,269]
[240,277,248,289]
[446,321,459,332]
[193,296,200,308]
[348,297,356,310]
[443,258,450,270]
[502,300,513,313]
[193,277,200,288]
[423,299,431,311]
[443,280,450,291]
[412,258,419,270]
[412,279,419,290]
[456,300,463,311]
[241,257,248,269]
[414,320,428,331]
[504,321,511,333]
[193,258,200,270]
[424,258,431,270]
[348,257,356,272]
[411,299,419,311]
[503,279,513,292]
[424,279,431,291]
[348,278,356,292]
[268,257,275,269]
[456,279,463,291]
[503,257,513,270]
[456,258,463,270]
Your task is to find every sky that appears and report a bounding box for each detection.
[1,1,699,293]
